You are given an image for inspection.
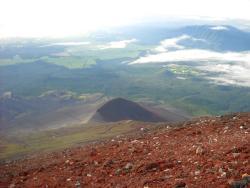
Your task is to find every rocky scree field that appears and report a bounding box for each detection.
[0,113,249,188]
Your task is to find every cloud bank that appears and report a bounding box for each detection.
[154,35,206,52]
[41,42,90,47]
[130,36,250,87]
[98,39,137,49]
[210,26,229,31]
[154,35,189,52]
[130,49,250,64]
[1,0,250,38]
[198,63,250,87]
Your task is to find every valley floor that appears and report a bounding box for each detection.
[0,113,250,188]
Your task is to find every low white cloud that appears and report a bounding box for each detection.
[154,35,189,52]
[176,76,187,80]
[130,49,250,87]
[210,26,229,31]
[154,35,206,52]
[98,39,137,49]
[130,49,250,64]
[198,63,250,87]
[41,42,90,47]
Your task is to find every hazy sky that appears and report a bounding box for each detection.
[0,0,250,38]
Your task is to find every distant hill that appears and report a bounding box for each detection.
[90,98,188,123]
[119,25,250,51]
[174,25,250,51]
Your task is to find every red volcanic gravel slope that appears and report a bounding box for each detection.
[0,113,250,188]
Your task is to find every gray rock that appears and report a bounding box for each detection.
[230,179,248,188]
[75,180,81,188]
[124,162,133,172]
[115,168,122,175]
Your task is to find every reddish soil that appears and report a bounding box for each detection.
[0,113,250,188]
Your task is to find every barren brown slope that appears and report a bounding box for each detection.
[0,113,250,188]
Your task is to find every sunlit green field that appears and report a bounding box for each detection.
[0,43,153,69]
